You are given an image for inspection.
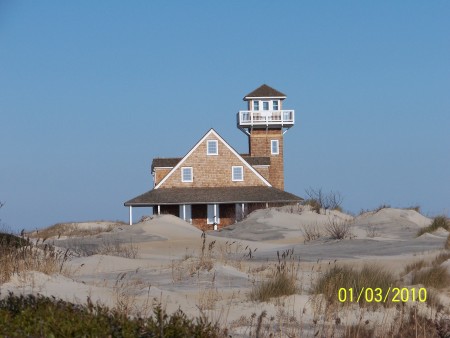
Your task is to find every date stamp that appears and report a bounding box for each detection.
[338,287,427,303]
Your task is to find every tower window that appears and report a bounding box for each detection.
[232,166,244,181]
[271,140,279,155]
[181,167,193,182]
[253,100,259,111]
[263,101,269,110]
[273,100,279,110]
[207,140,218,155]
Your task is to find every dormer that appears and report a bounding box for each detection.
[237,84,295,135]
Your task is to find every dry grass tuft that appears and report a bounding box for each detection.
[411,265,450,289]
[417,215,449,237]
[301,224,322,242]
[28,221,120,239]
[249,249,298,302]
[432,251,450,267]
[446,233,450,250]
[96,238,140,259]
[403,259,427,275]
[0,233,71,283]
[313,264,396,306]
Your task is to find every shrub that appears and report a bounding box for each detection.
[325,218,353,240]
[446,233,450,250]
[304,198,321,214]
[301,224,322,242]
[304,187,343,214]
[0,292,223,337]
[417,216,449,236]
[0,232,28,249]
[249,249,298,302]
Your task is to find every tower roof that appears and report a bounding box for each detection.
[244,84,286,100]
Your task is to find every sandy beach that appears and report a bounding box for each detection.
[1,206,449,337]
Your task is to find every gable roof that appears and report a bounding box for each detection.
[244,84,286,99]
[154,129,272,189]
[125,186,302,206]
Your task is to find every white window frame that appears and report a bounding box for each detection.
[232,166,244,181]
[253,100,259,111]
[207,140,218,155]
[273,100,279,110]
[271,140,279,155]
[262,101,269,110]
[181,167,193,182]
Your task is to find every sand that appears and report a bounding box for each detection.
[1,207,449,336]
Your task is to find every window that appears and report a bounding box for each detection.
[181,167,193,182]
[273,100,279,110]
[207,140,218,155]
[232,166,243,181]
[263,101,269,110]
[271,140,279,155]
[253,100,259,111]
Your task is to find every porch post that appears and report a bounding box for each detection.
[213,204,218,230]
[242,203,245,219]
[157,205,161,215]
[129,206,133,225]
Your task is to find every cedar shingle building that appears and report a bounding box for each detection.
[124,85,302,229]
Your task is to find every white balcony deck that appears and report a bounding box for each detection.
[237,110,295,128]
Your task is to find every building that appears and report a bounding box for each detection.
[124,84,302,229]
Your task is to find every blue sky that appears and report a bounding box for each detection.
[1,1,449,232]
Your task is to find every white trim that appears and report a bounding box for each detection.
[181,167,193,182]
[245,96,286,100]
[155,129,271,189]
[232,166,244,181]
[207,139,218,155]
[129,206,133,225]
[271,140,279,155]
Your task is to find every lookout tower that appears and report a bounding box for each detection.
[237,84,295,190]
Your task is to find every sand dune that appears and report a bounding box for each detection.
[1,207,449,337]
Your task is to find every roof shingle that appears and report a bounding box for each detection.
[124,186,302,206]
[151,158,181,171]
[244,84,286,99]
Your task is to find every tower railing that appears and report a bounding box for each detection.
[238,110,295,127]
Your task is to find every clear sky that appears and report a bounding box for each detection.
[1,1,449,232]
